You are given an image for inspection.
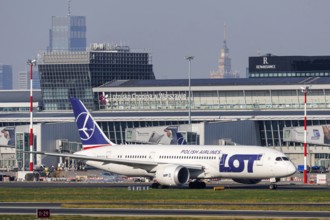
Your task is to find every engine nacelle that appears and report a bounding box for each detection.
[155,165,190,186]
[232,179,262,184]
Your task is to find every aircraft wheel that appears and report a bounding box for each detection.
[269,184,277,190]
[189,181,206,189]
[151,182,160,189]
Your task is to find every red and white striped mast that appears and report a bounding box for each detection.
[301,85,310,184]
[27,59,37,171]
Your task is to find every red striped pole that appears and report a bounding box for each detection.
[303,88,308,184]
[27,60,36,171]
[29,62,33,171]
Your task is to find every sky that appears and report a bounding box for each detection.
[1,0,330,87]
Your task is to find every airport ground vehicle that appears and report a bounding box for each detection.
[298,165,327,173]
[297,165,310,173]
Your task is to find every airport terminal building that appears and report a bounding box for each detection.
[1,55,330,170]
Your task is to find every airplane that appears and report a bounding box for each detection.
[34,98,296,190]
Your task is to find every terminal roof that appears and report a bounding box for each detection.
[99,77,330,88]
[0,90,42,102]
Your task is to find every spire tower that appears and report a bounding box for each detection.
[210,23,238,78]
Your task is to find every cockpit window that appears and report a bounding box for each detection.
[275,157,282,161]
[282,157,289,161]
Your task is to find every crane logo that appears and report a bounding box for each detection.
[76,112,95,141]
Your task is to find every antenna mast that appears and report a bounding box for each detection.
[224,22,227,42]
[68,0,71,16]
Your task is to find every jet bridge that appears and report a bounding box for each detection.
[283,125,330,146]
[125,125,195,145]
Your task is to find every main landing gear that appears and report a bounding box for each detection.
[151,182,169,189]
[269,183,278,190]
[188,180,206,189]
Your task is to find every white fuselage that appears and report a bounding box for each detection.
[75,145,296,180]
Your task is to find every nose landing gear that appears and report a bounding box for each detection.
[269,177,280,190]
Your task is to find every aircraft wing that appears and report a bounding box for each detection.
[30,151,203,171]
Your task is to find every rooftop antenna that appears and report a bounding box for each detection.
[68,0,71,16]
[257,49,261,56]
[224,22,227,43]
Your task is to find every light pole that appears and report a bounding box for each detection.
[27,59,37,171]
[301,85,310,184]
[185,56,194,125]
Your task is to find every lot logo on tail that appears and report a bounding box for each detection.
[70,98,115,148]
[76,112,95,141]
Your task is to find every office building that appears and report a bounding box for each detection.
[48,15,86,51]
[31,70,41,89]
[249,54,330,78]
[38,43,155,110]
[0,65,12,90]
[17,70,40,90]
[17,71,28,90]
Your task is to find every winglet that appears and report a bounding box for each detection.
[70,98,115,150]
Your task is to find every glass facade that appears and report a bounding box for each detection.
[38,62,92,110]
[15,132,35,171]
[95,88,330,111]
[90,51,153,86]
[38,45,155,110]
[48,16,86,51]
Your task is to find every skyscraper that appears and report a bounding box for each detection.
[0,65,13,90]
[210,24,239,79]
[17,70,40,90]
[38,43,155,110]
[48,15,86,51]
[17,71,28,90]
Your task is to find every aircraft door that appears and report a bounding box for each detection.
[149,152,156,161]
[106,151,112,159]
[256,154,264,166]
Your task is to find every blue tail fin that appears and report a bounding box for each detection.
[70,98,115,150]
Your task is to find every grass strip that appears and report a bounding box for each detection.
[0,188,329,203]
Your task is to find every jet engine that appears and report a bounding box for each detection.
[155,165,190,186]
[232,179,262,184]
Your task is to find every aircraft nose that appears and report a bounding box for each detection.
[287,163,296,176]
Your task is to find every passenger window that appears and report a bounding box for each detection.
[275,157,282,161]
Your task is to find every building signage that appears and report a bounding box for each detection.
[112,93,187,101]
[316,174,327,184]
[36,209,51,218]
[249,55,330,73]
[0,127,15,147]
[256,57,276,69]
